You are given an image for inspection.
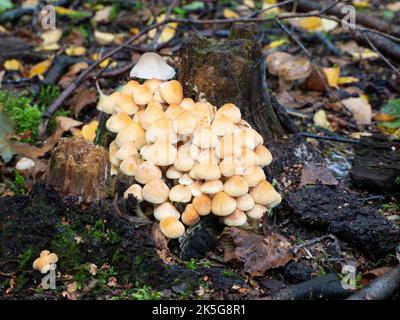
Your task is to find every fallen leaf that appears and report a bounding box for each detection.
[386,2,400,11]
[0,25,7,33]
[361,266,393,286]
[55,6,90,19]
[313,110,332,129]
[342,96,372,125]
[373,113,397,122]
[70,87,97,117]
[298,16,322,31]
[148,14,178,44]
[299,162,338,187]
[276,90,320,109]
[58,62,88,89]
[339,41,379,61]
[338,76,359,85]
[223,8,239,19]
[322,67,340,88]
[221,227,295,277]
[12,116,82,158]
[4,59,22,71]
[29,58,53,78]
[94,30,115,45]
[81,121,98,142]
[320,18,338,32]
[0,111,15,163]
[353,0,370,8]
[93,6,112,23]
[381,98,400,118]
[265,38,288,50]
[65,46,86,57]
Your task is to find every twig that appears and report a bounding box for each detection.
[300,132,360,144]
[292,234,341,257]
[246,0,296,18]
[149,0,178,49]
[360,31,400,76]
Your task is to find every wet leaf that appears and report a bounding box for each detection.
[221,227,295,277]
[223,8,239,19]
[342,96,372,125]
[313,110,331,129]
[339,41,379,61]
[28,58,53,78]
[65,46,86,56]
[299,162,338,187]
[381,98,400,117]
[322,67,340,88]
[4,59,22,71]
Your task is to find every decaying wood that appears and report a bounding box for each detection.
[45,137,113,203]
[179,23,291,140]
[351,136,400,193]
[347,265,400,300]
[272,273,353,300]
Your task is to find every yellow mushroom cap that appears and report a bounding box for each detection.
[160,80,183,105]
[249,180,281,208]
[134,161,162,184]
[191,163,221,180]
[115,122,146,149]
[181,204,200,226]
[211,192,237,216]
[243,166,266,187]
[116,142,138,161]
[174,111,197,135]
[223,209,247,227]
[246,204,267,219]
[187,181,203,197]
[191,102,215,123]
[211,114,235,136]
[106,92,139,115]
[121,80,140,96]
[174,144,195,172]
[154,202,180,221]
[169,184,192,203]
[142,179,170,204]
[195,149,219,164]
[123,184,143,202]
[219,157,244,177]
[178,173,194,186]
[192,127,218,149]
[109,141,120,166]
[144,79,163,93]
[159,216,185,239]
[166,166,183,179]
[215,103,241,124]
[132,84,154,105]
[180,97,195,110]
[254,145,273,166]
[236,193,255,211]
[106,112,133,133]
[139,105,165,129]
[120,157,141,176]
[201,180,223,194]
[32,251,58,274]
[215,134,241,159]
[165,104,184,120]
[223,175,249,197]
[146,118,177,144]
[192,195,212,216]
[238,147,260,169]
[141,141,177,166]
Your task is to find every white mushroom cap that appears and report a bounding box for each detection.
[246,204,267,219]
[123,184,143,202]
[215,103,241,124]
[178,174,194,186]
[115,122,146,149]
[134,161,162,184]
[105,92,139,115]
[223,175,249,197]
[130,52,175,80]
[191,163,221,180]
[211,191,237,216]
[249,180,281,208]
[166,166,183,179]
[142,179,170,204]
[16,157,35,170]
[141,141,177,166]
[154,202,180,221]
[145,118,178,144]
[120,157,141,176]
[195,149,219,164]
[254,145,273,166]
[159,80,183,105]
[132,84,153,105]
[223,209,247,226]
[181,204,200,226]
[236,193,255,211]
[219,157,244,177]
[192,195,212,216]
[106,112,133,133]
[201,180,223,194]
[169,184,192,203]
[116,142,138,161]
[188,181,203,197]
[159,216,185,239]
[243,166,266,187]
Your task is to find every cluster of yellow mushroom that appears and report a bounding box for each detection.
[100,77,281,239]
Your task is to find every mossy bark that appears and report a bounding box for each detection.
[179,23,291,140]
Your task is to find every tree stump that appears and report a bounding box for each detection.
[179,23,292,140]
[351,136,400,193]
[45,137,113,203]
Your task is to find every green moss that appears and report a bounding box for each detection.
[50,225,81,271]
[12,171,25,194]
[19,248,33,268]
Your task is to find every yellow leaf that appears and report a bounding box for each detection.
[321,18,338,32]
[322,67,340,88]
[38,28,62,51]
[81,121,99,142]
[299,17,322,31]
[4,59,22,71]
[265,38,288,49]
[65,46,86,56]
[352,0,370,8]
[223,8,239,19]
[29,59,52,78]
[262,0,280,15]
[148,14,177,44]
[129,27,140,35]
[0,25,7,33]
[351,132,372,139]
[94,30,115,45]
[338,76,359,85]
[100,58,111,68]
[244,0,255,8]
[313,110,331,129]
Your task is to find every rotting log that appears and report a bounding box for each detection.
[351,135,400,193]
[179,23,294,140]
[45,137,114,203]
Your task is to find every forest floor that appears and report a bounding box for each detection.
[0,0,399,300]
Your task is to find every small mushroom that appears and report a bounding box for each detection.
[144,79,163,93]
[169,184,192,203]
[211,115,235,136]
[141,141,177,166]
[246,204,267,219]
[134,161,162,184]
[165,104,184,120]
[192,194,212,216]
[115,122,146,149]
[106,92,139,115]
[180,97,195,110]
[16,157,35,171]
[200,180,223,194]
[120,80,140,96]
[191,163,221,180]
[219,157,244,177]
[249,180,281,208]
[223,209,247,227]
[215,103,241,124]
[119,157,140,176]
[159,216,185,239]
[181,204,200,226]
[142,179,170,204]
[266,51,293,76]
[242,166,266,187]
[211,191,237,216]
[123,184,143,202]
[139,105,165,130]
[106,112,133,133]
[174,110,197,135]
[236,193,255,211]
[159,80,183,105]
[33,250,58,274]
[130,52,176,80]
[166,166,182,180]
[154,202,180,221]
[178,173,194,186]
[187,181,203,197]
[223,175,249,197]
[254,145,273,166]
[145,118,177,144]
[132,84,153,106]
[116,142,138,161]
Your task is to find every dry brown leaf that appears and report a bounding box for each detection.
[151,223,173,265]
[58,62,88,88]
[221,227,295,277]
[299,162,338,187]
[276,90,320,109]
[12,116,82,158]
[342,96,372,125]
[70,87,97,117]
